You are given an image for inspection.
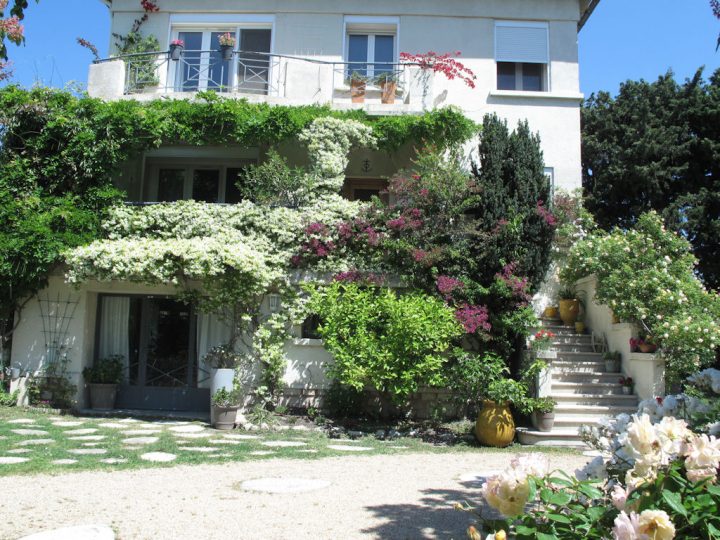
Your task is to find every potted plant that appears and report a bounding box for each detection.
[619,376,634,395]
[349,71,366,103]
[542,305,560,320]
[82,355,124,410]
[558,286,580,326]
[475,378,527,448]
[529,397,557,432]
[637,336,658,353]
[531,329,557,359]
[212,387,242,430]
[169,39,184,61]
[375,72,397,104]
[218,32,236,61]
[603,351,621,373]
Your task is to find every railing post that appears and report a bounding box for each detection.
[87,60,126,99]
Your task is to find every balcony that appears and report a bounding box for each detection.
[88,50,429,113]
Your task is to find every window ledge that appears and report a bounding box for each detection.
[291,338,324,347]
[488,90,584,101]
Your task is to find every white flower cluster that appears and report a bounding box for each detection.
[298,117,376,192]
[687,367,720,395]
[481,453,549,517]
[612,509,675,540]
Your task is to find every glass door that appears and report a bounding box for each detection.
[238,29,272,94]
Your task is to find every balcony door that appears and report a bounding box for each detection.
[172,28,272,94]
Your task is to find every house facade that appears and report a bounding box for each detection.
[9,0,598,414]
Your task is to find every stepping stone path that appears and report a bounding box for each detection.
[18,524,115,540]
[140,452,176,462]
[208,439,244,445]
[7,449,32,454]
[17,439,54,446]
[11,429,49,436]
[327,445,373,452]
[249,451,275,456]
[172,432,211,439]
[68,435,106,441]
[98,422,128,429]
[177,446,219,453]
[390,446,409,449]
[169,425,205,433]
[240,478,331,494]
[222,433,260,440]
[52,421,84,427]
[8,419,36,424]
[298,449,318,454]
[121,429,162,436]
[82,443,102,447]
[0,456,30,464]
[64,428,98,435]
[119,418,140,423]
[52,459,78,465]
[100,458,128,464]
[261,441,307,448]
[121,437,159,445]
[68,448,107,455]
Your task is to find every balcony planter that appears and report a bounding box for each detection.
[169,44,184,61]
[219,45,234,62]
[350,78,366,103]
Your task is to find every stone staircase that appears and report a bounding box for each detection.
[518,319,639,447]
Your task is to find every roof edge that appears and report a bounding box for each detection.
[578,0,600,31]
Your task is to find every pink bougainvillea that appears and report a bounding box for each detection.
[455,305,491,334]
[496,262,531,304]
[536,200,557,227]
[333,270,385,286]
[436,275,464,298]
[140,0,160,12]
[0,16,23,44]
[400,51,477,89]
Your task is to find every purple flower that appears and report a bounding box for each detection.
[455,305,491,334]
[436,275,464,297]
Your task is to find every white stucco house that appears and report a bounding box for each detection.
[9,0,601,416]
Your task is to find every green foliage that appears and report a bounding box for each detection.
[528,396,556,413]
[309,282,463,402]
[211,386,243,407]
[446,350,507,414]
[0,387,18,407]
[82,356,124,384]
[323,381,366,419]
[562,212,720,384]
[240,150,314,207]
[582,68,720,289]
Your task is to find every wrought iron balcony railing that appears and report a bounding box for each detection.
[94,50,417,104]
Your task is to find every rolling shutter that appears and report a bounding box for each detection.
[495,23,549,64]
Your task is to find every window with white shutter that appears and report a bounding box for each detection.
[494,22,549,92]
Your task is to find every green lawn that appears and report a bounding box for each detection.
[0,407,579,476]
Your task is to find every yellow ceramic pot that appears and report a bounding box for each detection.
[543,306,559,319]
[559,299,580,326]
[475,399,515,447]
[575,321,585,334]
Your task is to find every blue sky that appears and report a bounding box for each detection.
[3,0,720,96]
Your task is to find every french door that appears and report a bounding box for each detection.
[172,28,272,94]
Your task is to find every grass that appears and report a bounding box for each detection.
[0,407,581,476]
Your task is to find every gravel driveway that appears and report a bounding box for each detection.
[1,451,589,540]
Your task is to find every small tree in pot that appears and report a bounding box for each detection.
[83,356,124,410]
[212,387,243,430]
[603,350,621,373]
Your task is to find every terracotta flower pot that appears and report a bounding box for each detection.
[559,299,580,326]
[475,399,515,447]
[380,81,397,104]
[350,79,366,103]
[638,343,657,353]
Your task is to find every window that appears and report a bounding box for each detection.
[342,178,389,202]
[345,18,397,79]
[144,159,255,203]
[495,21,548,91]
[170,27,272,94]
[300,315,322,340]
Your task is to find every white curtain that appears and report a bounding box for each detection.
[196,312,233,388]
[98,296,131,375]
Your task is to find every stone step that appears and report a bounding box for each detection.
[555,403,637,415]
[552,394,638,407]
[550,334,593,344]
[552,371,624,383]
[551,343,596,353]
[552,381,629,395]
[516,427,586,447]
[538,324,581,336]
[554,351,604,362]
[552,363,618,375]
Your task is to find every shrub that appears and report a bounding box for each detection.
[211,387,243,407]
[82,356,125,384]
[0,387,17,407]
[561,211,720,385]
[308,282,462,402]
[323,381,366,419]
